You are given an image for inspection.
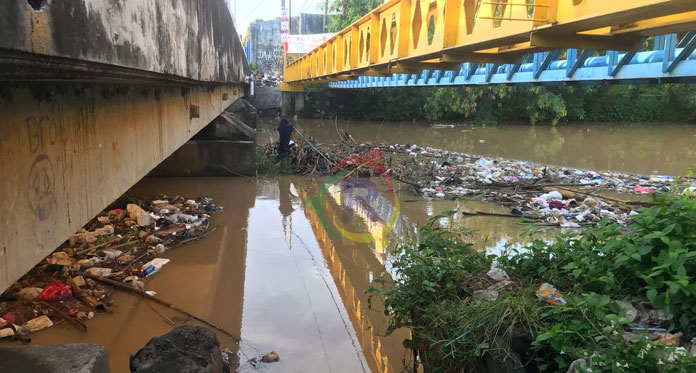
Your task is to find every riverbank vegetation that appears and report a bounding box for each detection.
[368,187,696,372]
[301,84,696,125]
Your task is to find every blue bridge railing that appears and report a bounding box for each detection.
[329,33,696,89]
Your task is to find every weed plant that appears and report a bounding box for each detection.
[369,191,696,372]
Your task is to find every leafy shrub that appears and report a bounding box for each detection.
[369,192,696,372]
[499,192,696,328]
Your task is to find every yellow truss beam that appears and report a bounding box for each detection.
[281,0,696,91]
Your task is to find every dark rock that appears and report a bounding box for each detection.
[485,337,526,373]
[0,343,109,373]
[130,325,227,373]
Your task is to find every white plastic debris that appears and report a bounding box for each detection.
[487,267,510,282]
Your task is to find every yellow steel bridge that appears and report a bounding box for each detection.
[281,0,696,90]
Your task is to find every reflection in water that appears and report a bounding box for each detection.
[28,176,556,372]
[292,119,696,176]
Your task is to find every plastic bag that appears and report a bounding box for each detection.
[38,281,72,302]
[535,283,566,306]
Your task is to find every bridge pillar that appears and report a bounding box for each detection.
[150,99,258,177]
[281,91,305,116]
[0,83,243,291]
[0,0,251,291]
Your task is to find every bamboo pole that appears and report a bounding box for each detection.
[82,274,240,343]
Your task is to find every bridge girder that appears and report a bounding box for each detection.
[282,0,696,89]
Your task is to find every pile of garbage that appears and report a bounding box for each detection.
[253,72,281,87]
[278,137,684,227]
[0,195,222,341]
[468,264,695,367]
[388,143,679,227]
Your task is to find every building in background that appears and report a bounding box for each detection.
[247,13,327,81]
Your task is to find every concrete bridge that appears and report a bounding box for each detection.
[0,0,252,291]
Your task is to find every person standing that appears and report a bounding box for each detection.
[277,116,294,159]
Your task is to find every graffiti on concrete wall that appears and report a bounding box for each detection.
[26,116,59,221]
[256,45,284,76]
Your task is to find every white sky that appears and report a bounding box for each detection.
[227,0,327,35]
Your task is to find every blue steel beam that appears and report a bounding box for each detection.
[535,50,562,80]
[332,34,696,89]
[486,63,499,83]
[567,49,594,78]
[465,63,479,82]
[666,33,696,73]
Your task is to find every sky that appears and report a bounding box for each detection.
[227,0,327,36]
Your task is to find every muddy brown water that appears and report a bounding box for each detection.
[258,119,696,176]
[29,176,550,372]
[29,120,695,372]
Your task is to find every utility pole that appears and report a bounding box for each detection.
[323,0,328,32]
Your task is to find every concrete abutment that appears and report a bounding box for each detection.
[0,83,246,292]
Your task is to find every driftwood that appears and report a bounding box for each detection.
[67,277,112,313]
[38,300,87,332]
[83,274,240,343]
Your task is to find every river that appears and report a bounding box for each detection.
[30,120,695,372]
[268,120,696,176]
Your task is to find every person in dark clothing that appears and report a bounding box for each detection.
[277,116,294,159]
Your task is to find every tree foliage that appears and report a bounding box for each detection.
[325,0,383,32]
[305,84,696,125]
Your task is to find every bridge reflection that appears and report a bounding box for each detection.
[299,181,411,373]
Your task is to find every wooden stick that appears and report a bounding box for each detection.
[38,300,87,332]
[76,239,138,257]
[67,278,112,313]
[554,186,653,206]
[82,274,240,343]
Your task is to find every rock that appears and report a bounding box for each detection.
[487,267,510,282]
[485,337,525,373]
[615,300,638,322]
[130,325,227,373]
[0,343,109,373]
[473,290,499,302]
[18,287,42,300]
[261,351,279,363]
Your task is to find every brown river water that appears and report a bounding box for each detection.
[265,120,696,176]
[28,121,696,372]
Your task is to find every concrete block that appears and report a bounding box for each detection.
[0,343,109,373]
[150,141,256,177]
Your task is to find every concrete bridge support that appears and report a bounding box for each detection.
[0,0,251,291]
[0,83,244,291]
[150,99,258,177]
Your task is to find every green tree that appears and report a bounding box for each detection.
[326,0,383,32]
